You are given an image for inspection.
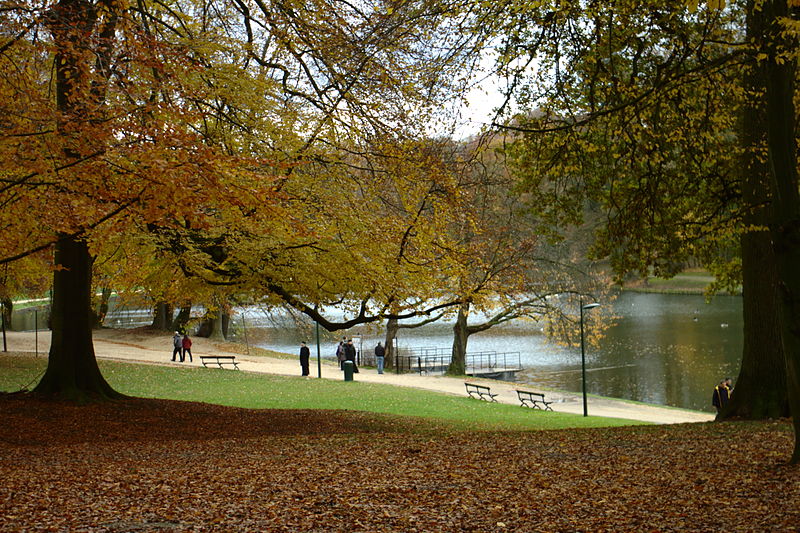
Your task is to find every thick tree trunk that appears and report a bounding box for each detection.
[151,302,174,331]
[761,0,800,463]
[172,304,191,331]
[32,0,121,400]
[728,236,789,419]
[33,236,120,400]
[209,314,225,341]
[448,303,470,375]
[383,318,399,369]
[206,294,226,341]
[222,312,230,338]
[724,24,789,419]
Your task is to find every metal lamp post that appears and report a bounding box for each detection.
[580,300,600,417]
[315,321,322,378]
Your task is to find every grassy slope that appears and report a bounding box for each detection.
[0,353,644,431]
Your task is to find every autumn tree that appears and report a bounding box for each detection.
[425,134,607,375]
[496,0,800,461]
[2,0,509,399]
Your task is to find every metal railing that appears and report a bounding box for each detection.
[394,348,522,376]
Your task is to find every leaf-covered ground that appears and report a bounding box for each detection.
[1,395,797,532]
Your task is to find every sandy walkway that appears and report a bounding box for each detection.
[3,329,714,425]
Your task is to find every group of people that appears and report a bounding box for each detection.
[299,338,388,377]
[171,332,193,362]
[334,338,360,374]
[712,377,734,413]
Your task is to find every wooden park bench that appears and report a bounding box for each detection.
[516,389,553,411]
[200,355,240,370]
[465,382,498,402]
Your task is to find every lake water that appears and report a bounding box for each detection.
[230,292,742,413]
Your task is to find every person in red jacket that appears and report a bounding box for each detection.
[182,334,193,363]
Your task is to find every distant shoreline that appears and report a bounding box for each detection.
[621,271,742,296]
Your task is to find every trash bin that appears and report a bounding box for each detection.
[343,360,354,381]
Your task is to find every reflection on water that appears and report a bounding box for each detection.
[580,292,742,412]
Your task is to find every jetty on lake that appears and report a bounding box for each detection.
[393,347,523,380]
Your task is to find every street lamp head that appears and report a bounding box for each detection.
[582,302,600,310]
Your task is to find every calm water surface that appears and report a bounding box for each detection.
[525,292,743,412]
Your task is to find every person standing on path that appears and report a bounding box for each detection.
[335,339,346,370]
[171,332,183,362]
[182,334,193,363]
[374,341,385,374]
[344,339,359,373]
[300,341,311,377]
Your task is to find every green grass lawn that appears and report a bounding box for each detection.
[0,353,646,431]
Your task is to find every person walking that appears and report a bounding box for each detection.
[300,341,311,377]
[182,334,193,363]
[374,341,385,374]
[171,332,183,362]
[344,338,359,373]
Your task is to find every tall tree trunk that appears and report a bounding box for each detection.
[724,18,789,419]
[33,0,120,400]
[761,0,800,463]
[221,311,230,339]
[729,234,789,419]
[383,318,399,369]
[172,304,191,332]
[33,236,120,400]
[448,303,470,375]
[209,314,225,341]
[151,302,174,331]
